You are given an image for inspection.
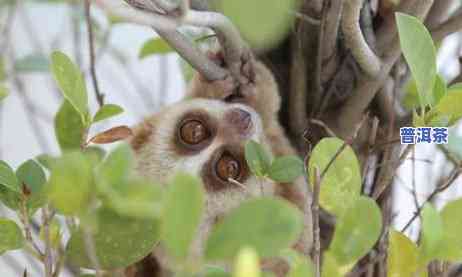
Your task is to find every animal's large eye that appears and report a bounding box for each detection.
[179,120,210,145]
[216,153,241,181]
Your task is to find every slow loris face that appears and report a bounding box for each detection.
[130,97,277,266]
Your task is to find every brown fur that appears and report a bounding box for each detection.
[126,59,312,277]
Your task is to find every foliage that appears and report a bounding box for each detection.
[397,14,462,127]
[0,3,462,277]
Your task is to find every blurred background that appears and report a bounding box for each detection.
[0,1,461,275]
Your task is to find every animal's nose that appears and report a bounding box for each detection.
[228,108,253,133]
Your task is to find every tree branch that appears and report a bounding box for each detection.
[425,0,457,29]
[401,165,462,233]
[342,0,381,76]
[321,0,343,82]
[336,0,434,138]
[431,6,462,42]
[154,28,228,80]
[95,0,249,82]
[311,166,321,277]
[85,0,104,107]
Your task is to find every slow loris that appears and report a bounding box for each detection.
[126,53,313,276]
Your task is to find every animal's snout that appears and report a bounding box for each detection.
[228,108,253,134]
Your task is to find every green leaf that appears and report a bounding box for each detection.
[35,154,57,170]
[403,74,446,110]
[396,13,437,108]
[233,247,261,277]
[98,143,133,188]
[16,159,46,194]
[83,147,106,166]
[0,218,24,255]
[54,100,85,151]
[308,138,361,216]
[418,204,444,265]
[51,51,89,123]
[47,152,92,215]
[434,87,462,126]
[268,156,304,183]
[450,83,462,89]
[0,186,20,210]
[15,53,50,73]
[328,197,382,271]
[288,259,314,277]
[0,84,8,101]
[438,198,462,261]
[204,265,231,277]
[321,252,343,277]
[66,208,161,269]
[16,160,47,215]
[388,230,419,277]
[139,38,173,59]
[433,74,447,105]
[0,160,20,193]
[412,110,426,127]
[245,140,272,177]
[92,104,124,123]
[162,173,204,260]
[216,0,298,50]
[205,197,302,260]
[103,177,163,220]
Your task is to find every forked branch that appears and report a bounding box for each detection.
[95,0,249,83]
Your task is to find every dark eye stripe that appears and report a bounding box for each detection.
[173,109,217,155]
[216,153,241,181]
[179,120,209,145]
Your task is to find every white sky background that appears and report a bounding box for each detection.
[0,2,461,276]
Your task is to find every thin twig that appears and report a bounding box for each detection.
[292,11,321,26]
[19,195,44,259]
[41,206,54,277]
[342,0,381,76]
[83,226,103,277]
[310,119,337,138]
[401,166,462,233]
[85,0,104,107]
[372,144,414,200]
[289,22,308,149]
[311,166,321,277]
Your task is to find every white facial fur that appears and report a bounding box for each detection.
[132,98,277,269]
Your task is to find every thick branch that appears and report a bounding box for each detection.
[154,28,228,80]
[336,0,434,138]
[431,6,462,41]
[321,0,343,78]
[342,0,381,76]
[96,0,248,82]
[425,0,456,29]
[375,0,423,54]
[184,10,247,80]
